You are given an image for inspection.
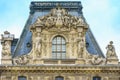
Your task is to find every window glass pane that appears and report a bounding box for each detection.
[62,38,65,44]
[62,55,66,59]
[57,53,61,58]
[57,45,61,51]
[57,38,61,44]
[52,52,56,58]
[52,45,56,51]
[52,36,66,59]
[18,76,26,80]
[62,45,66,51]
[93,77,101,80]
[55,76,64,80]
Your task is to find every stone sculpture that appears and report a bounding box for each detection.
[77,32,85,58]
[106,41,117,58]
[33,32,42,57]
[14,55,32,65]
[33,7,87,31]
[2,41,11,56]
[90,55,106,65]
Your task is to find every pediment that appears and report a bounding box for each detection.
[31,6,88,31]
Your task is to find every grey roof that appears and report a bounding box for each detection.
[12,1,104,58]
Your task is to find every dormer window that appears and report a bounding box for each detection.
[52,36,66,59]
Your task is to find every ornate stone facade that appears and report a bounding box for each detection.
[0,1,120,80]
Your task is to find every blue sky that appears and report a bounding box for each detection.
[0,0,120,61]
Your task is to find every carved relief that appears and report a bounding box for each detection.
[88,55,106,65]
[1,31,14,57]
[12,76,17,80]
[28,77,33,80]
[1,76,6,80]
[2,41,11,56]
[42,34,49,56]
[14,55,32,65]
[103,77,108,80]
[106,41,117,58]
[77,29,85,58]
[66,76,70,80]
[33,6,87,31]
[86,77,90,80]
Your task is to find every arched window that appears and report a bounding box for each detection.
[93,76,101,80]
[18,76,26,80]
[55,76,64,80]
[52,36,66,59]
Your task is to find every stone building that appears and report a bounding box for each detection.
[0,1,120,80]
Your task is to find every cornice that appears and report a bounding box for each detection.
[30,1,82,14]
[0,65,120,74]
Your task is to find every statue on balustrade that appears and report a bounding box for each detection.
[106,41,117,58]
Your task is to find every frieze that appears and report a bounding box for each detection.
[0,69,119,74]
[0,65,120,71]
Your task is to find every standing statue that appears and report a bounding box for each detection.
[106,41,117,58]
[33,32,42,57]
[77,32,85,58]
